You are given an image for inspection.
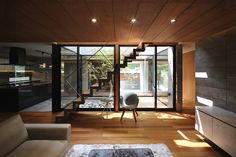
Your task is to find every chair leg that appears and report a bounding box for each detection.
[108,102,112,112]
[135,109,138,116]
[132,110,137,122]
[101,103,106,116]
[120,110,125,121]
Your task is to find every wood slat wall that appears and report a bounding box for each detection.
[183,50,195,104]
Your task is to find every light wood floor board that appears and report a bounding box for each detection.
[0,105,230,157]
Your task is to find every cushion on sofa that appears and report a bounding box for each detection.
[0,115,28,157]
[6,140,69,157]
[25,123,71,141]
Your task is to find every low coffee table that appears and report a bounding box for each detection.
[88,148,154,157]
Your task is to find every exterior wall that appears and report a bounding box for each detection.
[196,27,236,113]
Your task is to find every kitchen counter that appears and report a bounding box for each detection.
[0,81,52,111]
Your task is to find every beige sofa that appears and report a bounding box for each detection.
[0,115,71,157]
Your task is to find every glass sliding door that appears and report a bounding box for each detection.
[119,46,155,109]
[156,46,174,109]
[119,45,175,110]
[78,46,114,110]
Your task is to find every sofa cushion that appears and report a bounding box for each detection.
[25,123,71,141]
[0,115,28,157]
[7,140,69,157]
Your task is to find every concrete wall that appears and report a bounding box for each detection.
[196,27,236,113]
[176,45,183,112]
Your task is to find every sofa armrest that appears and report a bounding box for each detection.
[24,123,71,142]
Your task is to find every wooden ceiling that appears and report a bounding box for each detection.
[1,0,236,43]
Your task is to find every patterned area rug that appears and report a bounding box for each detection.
[88,148,154,157]
[66,144,173,157]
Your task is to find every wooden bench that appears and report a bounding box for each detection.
[90,83,99,96]
[82,92,90,97]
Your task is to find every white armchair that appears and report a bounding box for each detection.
[120,92,139,122]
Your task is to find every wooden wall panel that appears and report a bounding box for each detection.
[183,50,195,104]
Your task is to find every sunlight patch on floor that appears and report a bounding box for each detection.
[155,113,186,119]
[174,140,210,147]
[177,130,189,140]
[98,112,135,120]
[195,134,205,140]
[174,130,210,148]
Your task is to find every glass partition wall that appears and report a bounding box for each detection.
[61,46,78,108]
[79,46,114,110]
[60,46,115,110]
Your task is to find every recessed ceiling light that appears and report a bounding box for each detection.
[131,18,136,23]
[170,19,176,24]
[91,18,97,23]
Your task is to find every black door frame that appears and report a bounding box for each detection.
[118,45,176,111]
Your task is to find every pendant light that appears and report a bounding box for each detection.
[39,52,46,69]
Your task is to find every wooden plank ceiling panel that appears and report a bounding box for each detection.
[2,1,55,42]
[169,1,236,41]
[58,0,100,42]
[178,1,236,41]
[20,0,68,41]
[158,0,221,42]
[85,0,114,42]
[113,0,140,42]
[1,0,236,43]
[128,0,167,42]
[181,12,236,42]
[142,0,194,42]
[0,0,8,38]
[0,0,6,27]
[29,0,80,41]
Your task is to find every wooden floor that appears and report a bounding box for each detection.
[0,103,230,157]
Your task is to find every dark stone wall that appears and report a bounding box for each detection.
[176,45,183,112]
[196,27,236,113]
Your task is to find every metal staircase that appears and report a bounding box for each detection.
[120,42,153,68]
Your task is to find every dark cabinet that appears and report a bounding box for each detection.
[0,82,51,111]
